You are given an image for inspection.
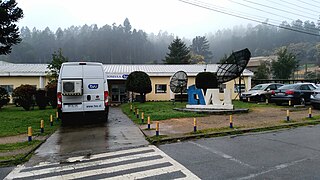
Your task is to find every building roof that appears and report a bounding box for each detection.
[0,63,254,77]
[247,56,277,68]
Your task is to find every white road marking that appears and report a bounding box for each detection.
[5,145,199,180]
[238,157,310,180]
[189,141,255,169]
[7,151,158,179]
[42,158,170,180]
[67,146,153,162]
[102,166,182,180]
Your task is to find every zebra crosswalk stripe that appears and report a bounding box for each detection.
[5,145,199,180]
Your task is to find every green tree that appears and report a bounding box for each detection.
[0,87,9,109]
[125,71,152,103]
[190,36,212,62]
[271,47,298,79]
[46,48,68,82]
[0,0,23,55]
[195,72,218,95]
[254,61,270,79]
[164,37,191,64]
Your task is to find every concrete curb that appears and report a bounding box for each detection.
[144,120,320,145]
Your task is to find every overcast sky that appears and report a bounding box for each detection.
[16,0,320,38]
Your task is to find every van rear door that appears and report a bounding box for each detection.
[82,65,105,112]
[61,65,84,112]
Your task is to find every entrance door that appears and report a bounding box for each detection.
[111,84,126,103]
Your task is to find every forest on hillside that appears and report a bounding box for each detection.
[1,18,320,64]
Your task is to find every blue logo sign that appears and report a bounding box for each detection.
[122,74,129,79]
[88,84,98,89]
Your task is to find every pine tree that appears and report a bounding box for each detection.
[190,36,212,62]
[0,0,24,55]
[164,37,191,64]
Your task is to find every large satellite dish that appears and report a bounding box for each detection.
[170,71,188,102]
[217,48,251,83]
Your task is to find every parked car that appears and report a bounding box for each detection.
[311,87,320,109]
[271,83,316,106]
[240,83,283,102]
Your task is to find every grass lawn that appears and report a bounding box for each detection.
[232,100,281,109]
[121,101,207,124]
[0,105,60,137]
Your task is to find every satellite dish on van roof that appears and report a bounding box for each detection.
[170,71,188,103]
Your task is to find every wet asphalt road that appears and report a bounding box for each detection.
[24,107,148,166]
[159,125,320,179]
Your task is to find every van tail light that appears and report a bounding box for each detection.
[104,91,109,106]
[285,90,294,95]
[57,92,62,108]
[271,90,275,95]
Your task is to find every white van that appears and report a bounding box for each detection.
[57,62,109,122]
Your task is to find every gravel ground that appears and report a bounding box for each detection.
[141,106,320,136]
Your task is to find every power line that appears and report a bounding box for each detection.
[228,0,319,32]
[177,0,320,37]
[279,0,320,14]
[310,0,320,5]
[297,0,320,9]
[193,0,285,25]
[228,0,296,22]
[268,0,320,16]
[243,0,318,21]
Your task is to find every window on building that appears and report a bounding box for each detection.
[155,84,167,93]
[219,84,226,93]
[0,85,13,95]
[234,84,246,93]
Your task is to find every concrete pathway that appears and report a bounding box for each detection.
[24,107,149,166]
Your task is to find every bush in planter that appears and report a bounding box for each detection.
[35,89,47,110]
[195,72,218,95]
[45,82,57,108]
[0,87,9,109]
[12,85,36,111]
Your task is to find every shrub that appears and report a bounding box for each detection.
[46,82,57,108]
[35,89,47,110]
[12,85,36,111]
[125,71,152,103]
[195,72,218,95]
[0,87,9,109]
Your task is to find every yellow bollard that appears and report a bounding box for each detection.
[136,109,139,119]
[141,112,144,123]
[50,114,53,126]
[56,111,59,121]
[40,120,44,133]
[309,107,312,118]
[194,118,197,132]
[156,121,159,136]
[147,116,151,129]
[28,127,32,142]
[287,110,290,121]
[229,115,233,128]
[289,100,291,106]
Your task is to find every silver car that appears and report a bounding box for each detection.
[240,83,283,102]
[311,87,320,109]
